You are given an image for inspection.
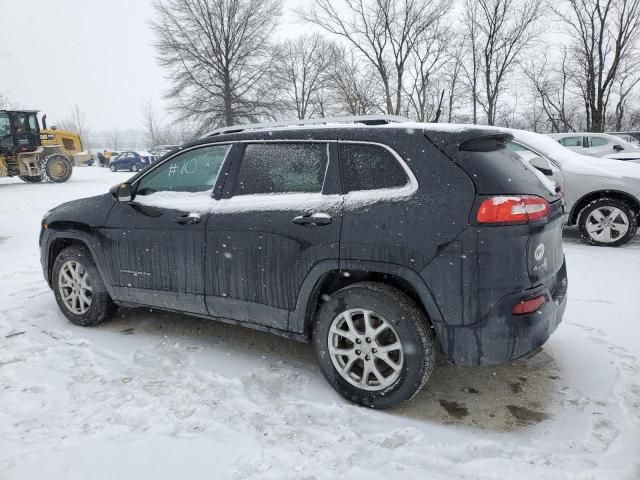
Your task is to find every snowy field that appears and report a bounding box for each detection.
[1,167,639,480]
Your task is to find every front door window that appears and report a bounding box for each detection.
[136,144,231,196]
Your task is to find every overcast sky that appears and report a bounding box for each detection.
[0,0,310,132]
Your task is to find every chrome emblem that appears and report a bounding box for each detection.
[534,243,545,262]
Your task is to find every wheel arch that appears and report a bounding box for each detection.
[569,189,640,225]
[45,232,114,297]
[291,260,445,344]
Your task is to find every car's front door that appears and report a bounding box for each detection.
[102,144,232,314]
[558,135,585,153]
[204,141,343,331]
[113,153,124,169]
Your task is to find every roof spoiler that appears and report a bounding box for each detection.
[459,133,513,152]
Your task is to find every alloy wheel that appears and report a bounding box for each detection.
[58,260,93,315]
[585,207,630,243]
[328,308,404,391]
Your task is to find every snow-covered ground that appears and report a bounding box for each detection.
[1,167,639,479]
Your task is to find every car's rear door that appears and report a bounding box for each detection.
[203,141,342,331]
[102,144,232,314]
[584,135,612,157]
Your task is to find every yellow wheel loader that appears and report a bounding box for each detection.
[0,110,87,183]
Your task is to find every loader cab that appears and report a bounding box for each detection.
[0,110,41,155]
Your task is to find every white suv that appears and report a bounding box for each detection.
[510,130,640,246]
[548,133,640,163]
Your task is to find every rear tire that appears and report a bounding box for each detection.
[19,175,42,183]
[52,246,116,326]
[312,282,435,409]
[41,154,72,183]
[131,164,138,172]
[578,197,637,246]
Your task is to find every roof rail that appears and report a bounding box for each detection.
[202,115,411,137]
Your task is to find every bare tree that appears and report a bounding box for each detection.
[273,34,336,119]
[461,2,481,123]
[0,93,19,110]
[59,104,91,148]
[403,22,450,121]
[556,0,640,132]
[524,49,578,132]
[329,48,384,116]
[141,98,165,148]
[445,42,465,122]
[301,0,450,116]
[152,0,282,133]
[611,58,640,130]
[109,129,121,150]
[463,0,544,125]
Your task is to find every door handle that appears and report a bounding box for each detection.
[292,212,332,226]
[173,213,201,225]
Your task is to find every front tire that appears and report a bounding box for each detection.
[312,282,435,409]
[41,154,72,183]
[578,197,637,246]
[110,164,117,172]
[52,246,116,326]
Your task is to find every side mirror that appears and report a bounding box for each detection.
[529,156,554,176]
[613,144,624,151]
[110,182,133,202]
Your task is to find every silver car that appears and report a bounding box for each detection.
[548,132,640,163]
[508,129,640,246]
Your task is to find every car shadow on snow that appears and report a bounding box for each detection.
[96,306,561,433]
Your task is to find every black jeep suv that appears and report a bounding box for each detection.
[40,116,567,408]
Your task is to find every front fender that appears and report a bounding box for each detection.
[42,229,116,299]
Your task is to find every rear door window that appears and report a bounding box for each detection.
[588,136,609,147]
[234,143,328,195]
[339,143,408,192]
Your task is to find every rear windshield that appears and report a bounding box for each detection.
[452,144,560,202]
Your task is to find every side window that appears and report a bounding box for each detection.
[589,136,608,147]
[340,143,408,192]
[234,143,328,195]
[127,152,136,158]
[558,136,583,147]
[28,114,38,130]
[136,144,230,195]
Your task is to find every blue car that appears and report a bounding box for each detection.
[109,151,156,172]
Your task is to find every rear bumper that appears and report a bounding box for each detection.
[436,260,568,366]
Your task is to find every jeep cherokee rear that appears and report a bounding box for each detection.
[40,117,567,408]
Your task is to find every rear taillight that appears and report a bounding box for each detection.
[477,195,549,224]
[512,295,546,315]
